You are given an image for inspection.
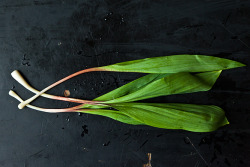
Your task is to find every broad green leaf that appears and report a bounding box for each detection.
[95,73,170,101]
[78,109,143,125]
[99,55,245,73]
[97,71,221,103]
[81,73,169,109]
[111,103,229,132]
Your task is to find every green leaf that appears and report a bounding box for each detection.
[80,104,109,109]
[81,73,169,108]
[95,71,221,103]
[111,103,229,132]
[78,109,143,125]
[99,55,245,73]
[94,73,169,101]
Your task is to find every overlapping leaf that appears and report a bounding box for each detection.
[100,55,245,73]
[111,103,229,132]
[79,102,229,132]
[93,71,222,103]
[78,108,143,125]
[78,70,228,132]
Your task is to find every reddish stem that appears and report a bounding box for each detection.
[19,67,107,109]
[51,96,103,104]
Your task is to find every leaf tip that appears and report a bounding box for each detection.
[232,61,246,68]
[224,118,230,125]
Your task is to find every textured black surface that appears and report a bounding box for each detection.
[0,0,250,166]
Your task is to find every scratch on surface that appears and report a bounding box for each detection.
[137,139,148,151]
[219,20,250,49]
[223,12,232,26]
[185,137,209,167]
[40,117,49,135]
[183,152,197,157]
[194,160,200,167]
[0,1,55,8]
[29,149,44,158]
[0,119,14,122]
[45,38,51,48]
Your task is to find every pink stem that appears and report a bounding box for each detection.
[42,104,84,113]
[19,67,107,109]
[38,104,108,113]
[51,96,102,104]
[49,68,105,89]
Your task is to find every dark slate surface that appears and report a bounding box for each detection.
[0,0,250,166]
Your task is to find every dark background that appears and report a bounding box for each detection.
[0,0,250,166]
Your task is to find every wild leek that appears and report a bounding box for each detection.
[9,55,245,132]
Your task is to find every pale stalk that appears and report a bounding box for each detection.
[11,70,104,105]
[17,67,106,109]
[9,90,95,113]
